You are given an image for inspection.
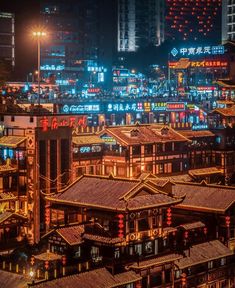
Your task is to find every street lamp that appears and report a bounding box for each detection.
[32,31,46,106]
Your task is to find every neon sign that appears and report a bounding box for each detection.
[192,124,208,130]
[39,116,87,131]
[190,60,228,68]
[171,45,224,58]
[166,103,185,111]
[40,64,65,71]
[107,102,144,112]
[62,104,100,114]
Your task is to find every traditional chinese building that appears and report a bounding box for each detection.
[0,103,87,244]
[98,123,190,178]
[39,174,235,288]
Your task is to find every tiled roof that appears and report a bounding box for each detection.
[0,136,26,147]
[173,182,235,213]
[101,124,189,145]
[177,240,233,269]
[0,192,17,201]
[0,211,27,224]
[34,251,62,261]
[179,130,215,138]
[212,106,235,117]
[57,225,84,245]
[128,253,182,269]
[48,175,182,211]
[179,221,205,230]
[0,164,17,173]
[83,234,124,244]
[0,270,28,288]
[189,167,222,177]
[32,268,141,288]
[73,134,104,145]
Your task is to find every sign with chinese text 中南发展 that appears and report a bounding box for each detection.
[39,115,87,132]
[170,45,225,58]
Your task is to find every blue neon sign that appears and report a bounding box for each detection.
[171,45,225,58]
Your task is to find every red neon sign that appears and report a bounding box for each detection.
[166,103,185,110]
[40,116,87,131]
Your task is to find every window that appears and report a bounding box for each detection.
[208,261,213,269]
[114,248,120,259]
[74,246,81,258]
[220,257,226,266]
[144,241,153,254]
[11,116,15,122]
[30,117,34,123]
[134,244,142,255]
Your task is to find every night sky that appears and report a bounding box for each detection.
[0,0,40,80]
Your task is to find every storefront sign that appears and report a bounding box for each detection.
[39,115,87,131]
[151,102,166,111]
[62,104,100,114]
[192,124,208,130]
[171,45,224,58]
[190,60,228,68]
[166,103,185,111]
[100,135,116,144]
[107,102,144,112]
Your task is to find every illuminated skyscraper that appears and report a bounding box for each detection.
[165,0,222,42]
[222,0,235,42]
[117,0,165,52]
[0,12,15,68]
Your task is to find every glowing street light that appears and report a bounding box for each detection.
[32,30,47,105]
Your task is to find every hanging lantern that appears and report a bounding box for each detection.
[117,214,124,238]
[44,260,49,270]
[225,216,230,228]
[62,255,67,266]
[203,227,208,235]
[30,256,35,266]
[45,205,50,225]
[184,231,189,239]
[166,208,172,226]
[181,273,187,287]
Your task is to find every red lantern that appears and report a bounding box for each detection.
[166,207,172,226]
[45,205,50,225]
[62,255,66,266]
[184,231,189,239]
[225,216,230,228]
[181,273,187,287]
[203,227,207,235]
[30,256,35,266]
[44,260,49,270]
[117,214,124,238]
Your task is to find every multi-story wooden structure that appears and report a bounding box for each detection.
[44,174,235,288]
[99,124,190,178]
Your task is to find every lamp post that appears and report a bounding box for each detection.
[33,31,46,106]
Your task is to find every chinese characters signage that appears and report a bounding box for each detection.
[166,103,185,111]
[62,104,100,114]
[171,45,225,58]
[107,103,144,112]
[39,115,87,132]
[190,60,228,68]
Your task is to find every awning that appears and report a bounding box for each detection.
[73,135,104,145]
[0,136,26,148]
[189,167,222,177]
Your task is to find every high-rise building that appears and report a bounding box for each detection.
[222,0,235,42]
[40,0,117,88]
[117,0,165,52]
[0,12,15,69]
[165,0,222,43]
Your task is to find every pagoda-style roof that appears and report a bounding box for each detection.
[211,106,235,117]
[189,167,222,177]
[0,164,17,173]
[177,240,233,269]
[0,192,17,202]
[0,270,28,288]
[0,136,26,148]
[216,79,235,88]
[32,268,141,288]
[34,251,62,262]
[179,130,215,138]
[44,225,84,246]
[47,175,182,212]
[128,253,182,270]
[0,211,27,224]
[172,182,235,213]
[99,124,189,146]
[179,221,205,230]
[73,134,105,145]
